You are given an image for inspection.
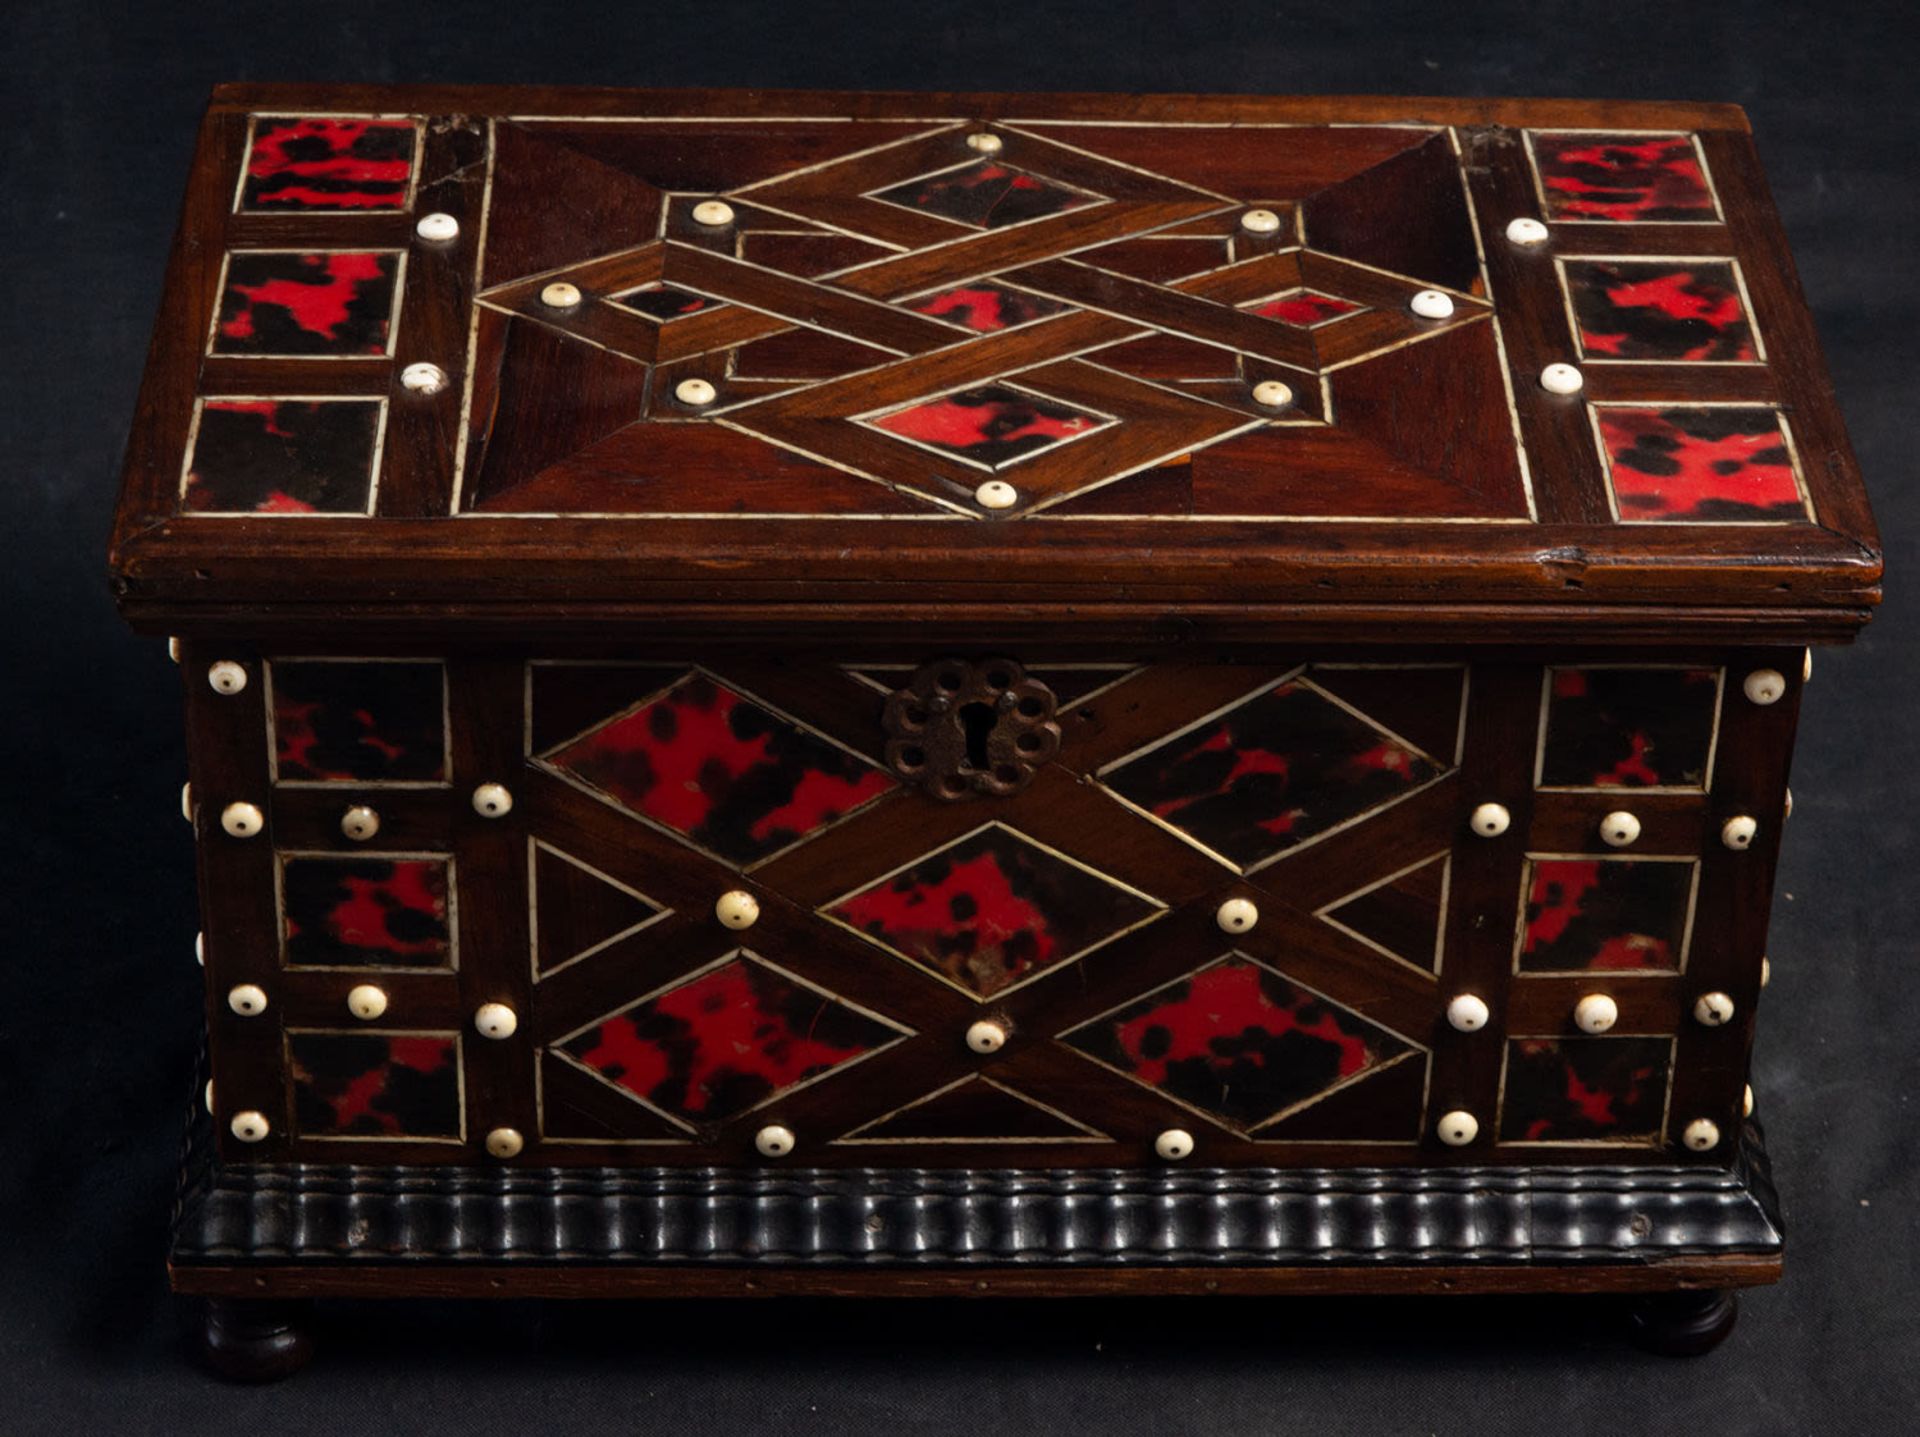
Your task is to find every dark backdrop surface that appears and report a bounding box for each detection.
[3,2,1912,1431]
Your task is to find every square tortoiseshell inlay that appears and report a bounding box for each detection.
[239,117,417,211]
[269,660,446,783]
[1530,132,1717,223]
[1517,857,1694,972]
[182,399,383,515]
[1563,259,1755,363]
[212,251,401,356]
[1538,667,1719,789]
[281,856,453,969]
[1499,1036,1673,1142]
[288,1031,461,1137]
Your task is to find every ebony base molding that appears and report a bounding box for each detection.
[172,1111,1782,1375]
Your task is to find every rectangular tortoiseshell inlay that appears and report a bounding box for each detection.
[1500,1037,1673,1141]
[1518,858,1694,972]
[1538,667,1719,789]
[289,1031,461,1137]
[270,660,446,782]
[282,856,453,969]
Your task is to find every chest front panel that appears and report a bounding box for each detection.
[184,644,1794,1170]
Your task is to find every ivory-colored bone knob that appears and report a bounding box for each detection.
[1742,669,1786,705]
[1446,994,1489,1032]
[472,783,513,818]
[965,1019,1009,1054]
[1470,802,1511,838]
[1239,208,1281,234]
[227,984,268,1017]
[755,1124,796,1158]
[340,805,380,841]
[473,1003,518,1040]
[1573,993,1618,1034]
[1599,811,1641,848]
[1682,1118,1721,1152]
[347,984,388,1020]
[230,1111,270,1143]
[715,890,760,930]
[220,802,264,838]
[485,1127,525,1159]
[1693,991,1736,1027]
[1437,1110,1480,1147]
[1215,897,1259,934]
[1721,815,1758,851]
[1154,1128,1195,1161]
[207,661,248,694]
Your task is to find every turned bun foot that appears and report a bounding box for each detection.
[196,1298,315,1382]
[1627,1288,1739,1357]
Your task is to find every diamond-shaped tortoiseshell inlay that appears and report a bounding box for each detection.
[282,856,453,969]
[213,251,400,356]
[288,1031,461,1137]
[824,825,1161,998]
[1531,132,1716,223]
[611,282,724,322]
[1063,955,1412,1131]
[1103,677,1444,869]
[1519,858,1693,972]
[1564,260,1755,362]
[270,660,446,782]
[543,672,895,866]
[905,282,1071,332]
[1598,406,1807,522]
[1500,1037,1673,1141]
[865,384,1108,469]
[872,159,1098,229]
[183,399,382,514]
[240,117,417,211]
[560,954,906,1123]
[1246,289,1365,327]
[1539,667,1719,789]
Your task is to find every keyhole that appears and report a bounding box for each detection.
[959,702,996,770]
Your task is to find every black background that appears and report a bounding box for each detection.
[4,2,1913,1430]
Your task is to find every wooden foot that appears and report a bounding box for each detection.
[1627,1288,1739,1357]
[196,1298,315,1382]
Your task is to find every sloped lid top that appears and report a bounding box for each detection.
[110,86,1879,639]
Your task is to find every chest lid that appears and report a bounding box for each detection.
[110,85,1880,642]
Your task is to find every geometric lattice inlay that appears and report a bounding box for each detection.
[822,823,1163,999]
[864,383,1110,470]
[542,671,896,867]
[871,159,1098,229]
[1061,953,1414,1132]
[557,952,909,1124]
[1101,675,1447,870]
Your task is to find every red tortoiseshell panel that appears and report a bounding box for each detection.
[1102,677,1444,869]
[824,826,1161,998]
[1062,955,1411,1131]
[270,660,446,783]
[213,251,400,356]
[240,117,416,211]
[289,1031,461,1137]
[866,384,1108,469]
[611,282,725,323]
[543,672,895,866]
[1538,667,1718,789]
[1518,858,1693,972]
[182,399,382,514]
[1599,406,1808,523]
[1532,133,1716,222]
[1246,290,1365,327]
[1564,259,1754,362]
[905,282,1070,332]
[560,955,905,1123]
[871,159,1097,229]
[1499,1037,1672,1142]
[282,857,453,969]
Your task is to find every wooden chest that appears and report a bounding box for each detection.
[110,84,1881,1373]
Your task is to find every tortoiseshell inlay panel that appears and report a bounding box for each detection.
[1104,677,1443,868]
[867,384,1106,468]
[1599,406,1807,522]
[270,660,446,782]
[906,282,1070,332]
[825,826,1160,998]
[560,955,904,1123]
[239,117,416,211]
[872,159,1096,228]
[282,857,453,969]
[612,282,724,322]
[543,672,895,866]
[289,1031,461,1137]
[1532,132,1716,222]
[1246,290,1365,327]
[1519,858,1693,972]
[1063,956,1412,1130]
[1564,260,1754,362]
[1500,1037,1672,1142]
[183,399,382,514]
[213,251,400,356]
[1538,667,1718,789]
